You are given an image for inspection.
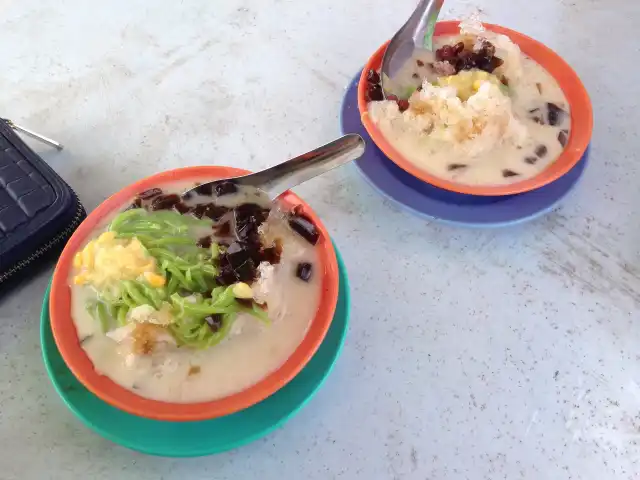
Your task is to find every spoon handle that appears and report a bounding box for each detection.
[246,134,366,199]
[409,0,445,50]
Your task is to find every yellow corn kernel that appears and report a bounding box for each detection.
[144,272,166,287]
[139,261,155,272]
[232,282,254,299]
[129,238,144,251]
[81,252,93,270]
[472,80,483,91]
[73,275,87,285]
[98,231,116,244]
[73,253,83,268]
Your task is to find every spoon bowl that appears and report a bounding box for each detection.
[381,0,444,99]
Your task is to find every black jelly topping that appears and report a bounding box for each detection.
[196,236,213,249]
[217,241,258,284]
[214,221,232,237]
[138,188,163,200]
[190,204,207,219]
[288,214,319,245]
[194,183,214,196]
[205,314,223,333]
[151,194,181,211]
[204,205,229,221]
[447,163,467,171]
[132,183,319,288]
[558,130,569,147]
[215,205,275,285]
[535,145,548,158]
[173,202,190,214]
[547,102,566,126]
[502,169,519,178]
[234,203,270,244]
[296,262,313,282]
[215,181,238,196]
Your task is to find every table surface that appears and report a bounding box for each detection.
[1,0,639,479]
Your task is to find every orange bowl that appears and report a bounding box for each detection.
[50,166,339,421]
[358,21,593,196]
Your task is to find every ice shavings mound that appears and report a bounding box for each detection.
[369,80,528,161]
[486,31,524,84]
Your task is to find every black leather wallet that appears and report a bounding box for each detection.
[0,119,86,289]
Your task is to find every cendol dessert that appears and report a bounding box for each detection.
[70,182,322,402]
[366,19,571,186]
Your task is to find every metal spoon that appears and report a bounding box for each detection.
[182,134,366,200]
[381,0,445,99]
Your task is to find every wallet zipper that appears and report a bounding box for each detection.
[0,193,85,284]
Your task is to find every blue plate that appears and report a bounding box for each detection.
[41,242,350,457]
[340,72,589,227]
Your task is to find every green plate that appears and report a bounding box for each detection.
[41,244,350,457]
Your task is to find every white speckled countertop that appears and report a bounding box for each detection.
[1,0,639,478]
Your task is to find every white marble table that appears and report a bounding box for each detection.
[1,0,639,478]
